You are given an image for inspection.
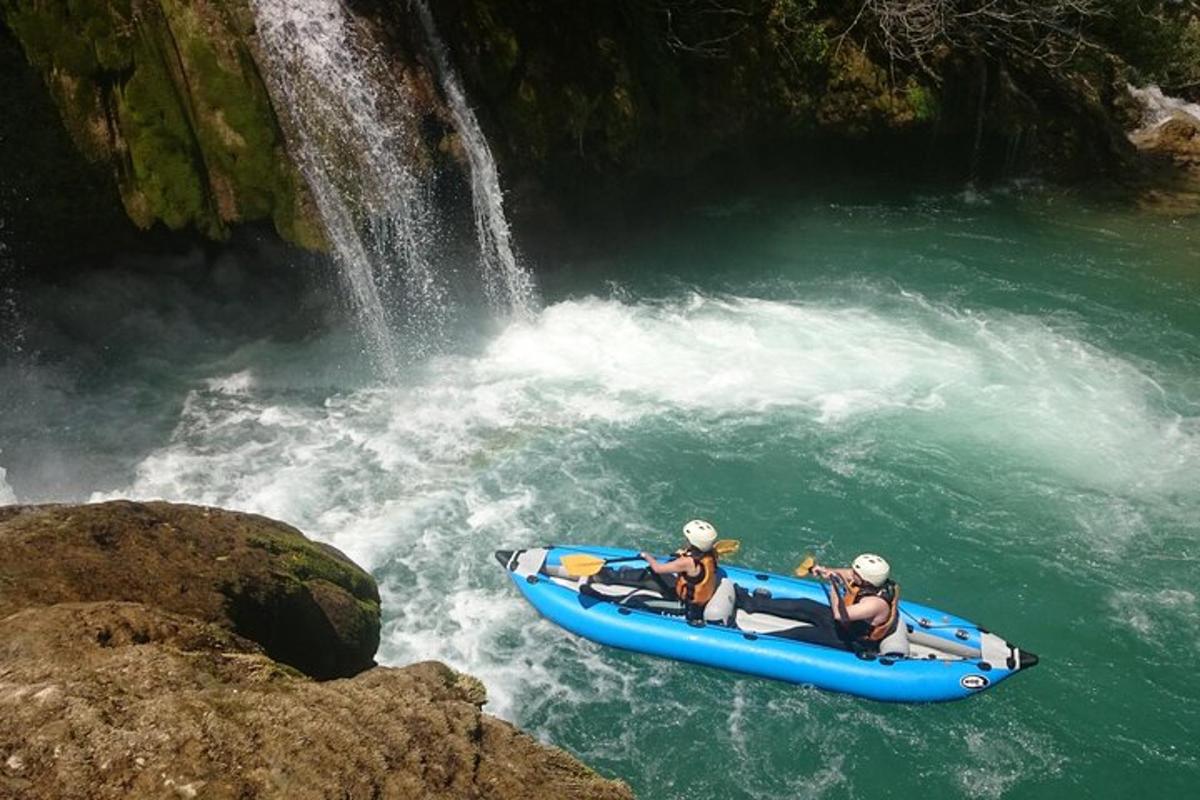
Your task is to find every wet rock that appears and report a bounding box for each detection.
[1,0,324,249]
[1129,112,1200,213]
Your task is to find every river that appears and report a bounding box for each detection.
[1,183,1197,798]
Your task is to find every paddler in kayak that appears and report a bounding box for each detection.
[738,553,904,653]
[639,519,720,622]
[588,519,721,622]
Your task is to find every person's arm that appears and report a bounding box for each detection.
[826,578,848,620]
[640,552,694,575]
[812,565,855,581]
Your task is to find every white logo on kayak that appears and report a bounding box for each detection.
[960,674,990,690]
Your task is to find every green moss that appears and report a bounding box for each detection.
[246,531,379,607]
[3,0,132,75]
[4,0,322,247]
[161,1,280,219]
[116,28,216,234]
[904,82,937,123]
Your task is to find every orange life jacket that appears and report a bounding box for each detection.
[674,547,718,607]
[841,580,900,642]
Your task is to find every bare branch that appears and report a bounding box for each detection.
[857,0,1109,77]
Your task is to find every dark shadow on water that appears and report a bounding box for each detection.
[0,227,344,502]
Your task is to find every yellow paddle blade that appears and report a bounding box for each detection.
[714,539,740,557]
[793,555,816,577]
[558,553,611,577]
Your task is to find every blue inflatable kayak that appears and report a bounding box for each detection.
[496,546,1038,703]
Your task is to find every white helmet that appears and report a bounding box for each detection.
[682,519,718,552]
[852,553,890,586]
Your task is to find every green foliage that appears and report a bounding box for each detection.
[904,82,937,122]
[449,0,836,177]
[767,0,828,68]
[1095,1,1200,91]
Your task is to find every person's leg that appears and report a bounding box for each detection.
[736,592,828,621]
[593,566,674,596]
[772,610,853,649]
[734,592,852,650]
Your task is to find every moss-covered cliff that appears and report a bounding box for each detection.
[425,0,1181,193]
[422,0,936,191]
[4,0,1198,259]
[2,0,322,248]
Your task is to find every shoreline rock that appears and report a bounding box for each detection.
[1129,111,1200,213]
[0,501,633,799]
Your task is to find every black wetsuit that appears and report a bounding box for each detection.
[734,586,863,651]
[588,566,706,621]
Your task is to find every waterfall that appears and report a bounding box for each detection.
[1128,84,1200,131]
[250,0,449,375]
[413,0,537,318]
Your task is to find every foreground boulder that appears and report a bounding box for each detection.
[0,501,632,800]
[0,501,380,680]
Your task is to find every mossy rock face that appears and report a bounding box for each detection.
[815,46,936,136]
[430,0,952,190]
[0,500,381,679]
[1,0,323,249]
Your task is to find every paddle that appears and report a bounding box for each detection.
[559,539,741,578]
[793,555,816,577]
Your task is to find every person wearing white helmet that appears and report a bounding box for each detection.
[810,554,900,648]
[736,552,900,651]
[639,519,721,622]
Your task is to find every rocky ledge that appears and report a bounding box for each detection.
[1130,112,1200,212]
[0,501,632,800]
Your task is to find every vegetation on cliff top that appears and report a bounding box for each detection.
[434,0,1200,190]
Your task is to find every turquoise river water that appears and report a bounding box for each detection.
[1,185,1198,798]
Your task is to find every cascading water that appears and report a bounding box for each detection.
[1128,84,1200,131]
[413,0,537,317]
[250,0,536,375]
[250,0,449,375]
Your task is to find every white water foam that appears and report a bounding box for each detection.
[956,726,1066,799]
[1128,84,1200,131]
[1109,588,1200,653]
[0,457,16,505]
[94,290,1200,724]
